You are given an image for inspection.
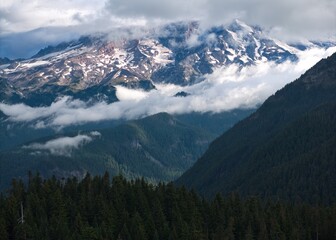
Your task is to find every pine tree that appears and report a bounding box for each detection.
[0,215,8,240]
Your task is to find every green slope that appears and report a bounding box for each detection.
[0,108,254,151]
[2,174,336,239]
[175,108,256,136]
[177,53,336,204]
[0,113,213,190]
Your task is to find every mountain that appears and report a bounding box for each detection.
[0,112,213,190]
[0,104,254,152]
[0,20,331,106]
[0,20,334,193]
[0,57,12,65]
[177,52,336,204]
[175,109,256,135]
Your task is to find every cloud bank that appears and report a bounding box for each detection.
[1,47,335,129]
[1,0,335,38]
[23,131,101,156]
[0,0,335,58]
[0,0,104,35]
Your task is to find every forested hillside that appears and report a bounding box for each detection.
[0,113,212,191]
[1,174,335,240]
[177,53,336,204]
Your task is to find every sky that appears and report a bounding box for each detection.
[0,0,335,58]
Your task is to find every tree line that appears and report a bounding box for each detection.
[0,173,335,239]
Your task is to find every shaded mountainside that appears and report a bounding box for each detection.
[0,103,254,152]
[0,113,213,190]
[175,109,256,136]
[177,53,336,204]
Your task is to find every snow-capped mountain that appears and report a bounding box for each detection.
[0,20,333,106]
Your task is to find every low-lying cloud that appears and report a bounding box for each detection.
[0,47,335,128]
[23,131,101,156]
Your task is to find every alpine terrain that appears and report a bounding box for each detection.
[0,20,334,190]
[1,20,332,106]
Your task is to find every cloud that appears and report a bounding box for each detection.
[105,0,205,21]
[89,131,102,137]
[0,0,105,58]
[115,87,148,102]
[0,0,104,35]
[104,0,336,41]
[1,47,335,128]
[0,0,335,57]
[0,27,84,59]
[0,97,87,122]
[22,131,100,156]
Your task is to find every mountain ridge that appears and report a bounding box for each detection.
[1,20,333,106]
[176,52,336,204]
[0,112,213,191]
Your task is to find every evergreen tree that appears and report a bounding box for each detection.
[0,174,335,239]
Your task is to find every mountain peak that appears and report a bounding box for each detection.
[0,21,334,106]
[228,19,255,33]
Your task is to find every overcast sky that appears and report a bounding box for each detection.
[0,0,335,58]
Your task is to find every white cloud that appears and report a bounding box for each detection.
[294,47,336,72]
[103,0,336,41]
[90,131,102,137]
[0,0,104,35]
[186,33,202,48]
[22,131,100,156]
[1,0,335,43]
[1,0,335,59]
[0,97,86,122]
[1,47,335,128]
[115,86,148,102]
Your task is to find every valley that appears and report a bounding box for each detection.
[0,9,336,238]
